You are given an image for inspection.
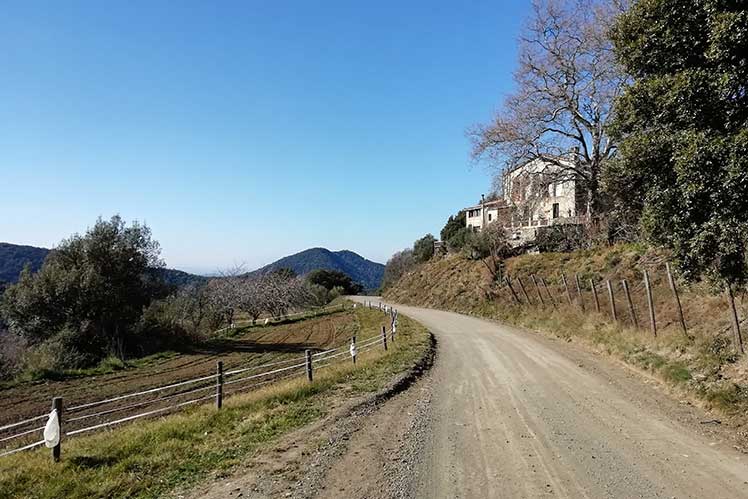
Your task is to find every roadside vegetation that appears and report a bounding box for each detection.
[384,246,748,426]
[0,305,431,499]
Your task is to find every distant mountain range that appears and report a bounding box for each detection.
[0,242,205,288]
[1,243,384,291]
[248,248,384,291]
[0,243,48,284]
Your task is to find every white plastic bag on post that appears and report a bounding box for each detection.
[44,409,60,448]
[349,341,357,358]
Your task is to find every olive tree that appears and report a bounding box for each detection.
[1,215,165,360]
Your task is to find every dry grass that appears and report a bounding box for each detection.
[384,245,748,435]
[0,306,430,499]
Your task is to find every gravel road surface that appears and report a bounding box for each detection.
[338,298,748,499]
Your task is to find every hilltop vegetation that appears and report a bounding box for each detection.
[248,248,384,291]
[0,243,48,284]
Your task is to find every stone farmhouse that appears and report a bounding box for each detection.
[464,157,589,245]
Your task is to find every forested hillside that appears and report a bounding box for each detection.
[0,243,48,284]
[248,247,384,291]
[0,242,204,288]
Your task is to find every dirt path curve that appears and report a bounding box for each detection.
[339,298,748,499]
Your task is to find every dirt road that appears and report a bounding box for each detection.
[338,299,748,498]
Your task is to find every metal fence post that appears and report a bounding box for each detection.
[216,361,223,409]
[606,279,617,321]
[505,277,521,305]
[727,284,745,356]
[643,270,657,337]
[52,397,62,462]
[305,350,313,382]
[666,263,688,339]
[561,274,573,306]
[517,277,533,305]
[382,326,388,351]
[531,274,545,307]
[590,279,600,313]
[541,277,557,309]
[575,274,585,312]
[622,279,638,328]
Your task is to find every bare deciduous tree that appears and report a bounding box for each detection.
[178,283,217,334]
[469,0,627,217]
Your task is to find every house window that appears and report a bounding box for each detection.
[552,203,560,219]
[488,213,492,221]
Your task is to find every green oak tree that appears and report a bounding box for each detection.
[609,0,748,286]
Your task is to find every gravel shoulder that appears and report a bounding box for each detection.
[330,298,748,499]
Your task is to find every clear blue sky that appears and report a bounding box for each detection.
[0,0,529,274]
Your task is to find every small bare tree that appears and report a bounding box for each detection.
[178,283,216,335]
[206,264,246,329]
[235,277,264,325]
[469,0,627,217]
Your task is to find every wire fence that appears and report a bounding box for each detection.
[501,262,746,356]
[214,302,350,334]
[0,302,399,461]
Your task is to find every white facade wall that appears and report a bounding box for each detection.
[503,158,579,227]
[465,204,503,231]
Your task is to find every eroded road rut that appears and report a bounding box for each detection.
[335,299,748,499]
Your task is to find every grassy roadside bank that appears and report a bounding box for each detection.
[0,305,431,499]
[384,246,748,440]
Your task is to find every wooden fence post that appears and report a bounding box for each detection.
[621,279,639,328]
[531,275,545,307]
[52,397,62,462]
[305,350,313,382]
[574,274,585,312]
[561,274,573,306]
[541,277,557,309]
[726,284,745,355]
[351,336,357,365]
[216,361,223,409]
[643,270,657,337]
[665,263,689,339]
[382,326,388,351]
[606,280,617,321]
[517,277,533,305]
[590,279,600,313]
[505,277,521,305]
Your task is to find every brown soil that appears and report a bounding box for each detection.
[0,310,381,445]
